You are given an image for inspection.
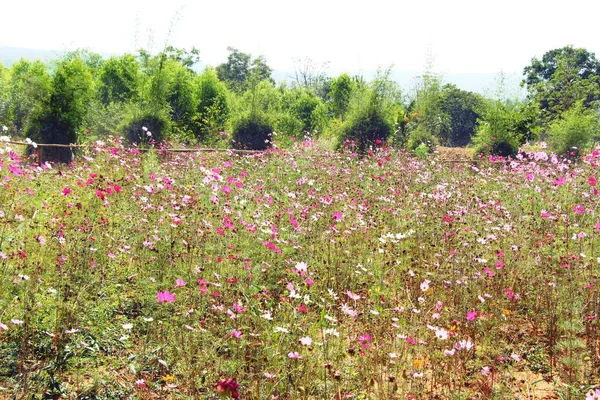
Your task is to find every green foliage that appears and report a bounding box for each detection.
[7,59,52,134]
[336,69,398,153]
[0,64,10,128]
[216,47,274,94]
[26,57,93,162]
[122,107,170,145]
[292,57,331,99]
[250,55,274,85]
[162,46,200,70]
[195,68,230,143]
[438,84,483,146]
[98,55,141,105]
[291,90,327,135]
[84,101,129,138]
[406,125,439,152]
[522,46,600,126]
[338,104,393,154]
[216,47,252,92]
[414,143,430,159]
[329,73,355,119]
[546,102,598,156]
[407,72,450,145]
[60,49,104,78]
[167,63,196,137]
[231,113,273,150]
[471,100,523,157]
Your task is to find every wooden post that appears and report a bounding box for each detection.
[35,147,43,164]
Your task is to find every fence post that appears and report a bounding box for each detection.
[35,147,43,164]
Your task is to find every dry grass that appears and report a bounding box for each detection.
[436,146,475,162]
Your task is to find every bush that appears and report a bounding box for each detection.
[195,68,230,143]
[232,113,274,150]
[547,102,598,156]
[471,100,523,158]
[406,125,438,152]
[26,57,93,163]
[472,131,521,158]
[123,111,170,145]
[337,107,393,154]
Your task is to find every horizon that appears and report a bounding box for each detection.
[1,0,598,78]
[0,45,525,96]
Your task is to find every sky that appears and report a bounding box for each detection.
[2,0,600,77]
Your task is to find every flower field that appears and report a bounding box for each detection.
[0,139,599,399]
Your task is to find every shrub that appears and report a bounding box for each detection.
[26,57,93,163]
[472,129,521,158]
[232,113,274,150]
[337,107,393,154]
[547,102,598,156]
[471,100,523,158]
[195,68,230,143]
[406,125,438,152]
[123,111,170,145]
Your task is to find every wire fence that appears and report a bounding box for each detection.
[1,140,264,163]
[2,140,494,164]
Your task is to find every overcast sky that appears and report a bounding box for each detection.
[2,0,599,75]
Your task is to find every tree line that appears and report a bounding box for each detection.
[0,45,599,162]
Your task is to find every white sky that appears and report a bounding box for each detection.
[2,0,600,75]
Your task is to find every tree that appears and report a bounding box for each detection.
[522,46,600,125]
[250,55,274,85]
[27,57,93,162]
[195,68,229,142]
[0,64,10,129]
[336,70,397,154]
[216,47,251,92]
[292,57,331,100]
[405,71,449,151]
[289,90,327,135]
[329,73,355,120]
[471,99,524,157]
[438,84,483,146]
[216,48,274,92]
[167,64,197,135]
[163,46,200,70]
[7,60,52,134]
[547,101,598,156]
[98,54,141,104]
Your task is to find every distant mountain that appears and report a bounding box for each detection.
[273,68,525,97]
[0,46,60,66]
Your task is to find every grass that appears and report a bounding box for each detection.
[0,139,599,399]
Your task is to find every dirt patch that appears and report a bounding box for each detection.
[436,146,474,162]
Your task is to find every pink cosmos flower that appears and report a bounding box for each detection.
[135,379,148,389]
[346,290,360,301]
[573,204,585,214]
[466,310,477,321]
[231,329,243,338]
[175,278,187,288]
[288,351,302,359]
[358,333,372,349]
[157,291,175,303]
[526,172,534,182]
[262,241,282,255]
